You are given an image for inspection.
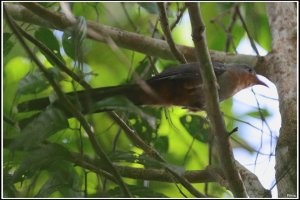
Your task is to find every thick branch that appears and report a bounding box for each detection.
[186,3,247,197]
[5,3,257,65]
[71,151,270,197]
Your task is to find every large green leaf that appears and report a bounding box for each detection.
[62,32,76,60]
[243,3,271,51]
[180,115,210,143]
[34,28,64,64]
[17,71,49,95]
[11,106,69,150]
[17,68,64,96]
[36,162,81,197]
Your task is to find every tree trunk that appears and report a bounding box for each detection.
[263,2,297,197]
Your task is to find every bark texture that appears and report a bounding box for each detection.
[263,2,297,197]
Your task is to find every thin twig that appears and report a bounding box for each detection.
[121,2,138,31]
[251,89,274,163]
[15,25,92,90]
[225,4,239,52]
[157,2,187,63]
[236,6,260,56]
[170,5,187,31]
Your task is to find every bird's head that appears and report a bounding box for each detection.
[227,64,268,89]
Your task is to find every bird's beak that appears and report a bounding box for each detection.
[255,77,268,87]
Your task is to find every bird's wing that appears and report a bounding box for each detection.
[147,62,226,82]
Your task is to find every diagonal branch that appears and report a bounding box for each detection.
[157,2,187,63]
[109,112,206,197]
[16,25,92,90]
[235,6,260,56]
[186,2,247,197]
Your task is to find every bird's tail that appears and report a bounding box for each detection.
[17,84,146,115]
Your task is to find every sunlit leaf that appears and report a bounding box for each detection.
[127,107,161,143]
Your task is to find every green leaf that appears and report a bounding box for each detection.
[138,2,158,14]
[126,107,161,144]
[11,106,69,150]
[3,169,17,197]
[12,143,72,183]
[17,68,65,96]
[36,161,81,197]
[180,115,210,143]
[62,32,76,60]
[4,33,14,57]
[34,28,64,64]
[153,136,169,154]
[246,108,271,119]
[243,3,271,51]
[17,71,49,95]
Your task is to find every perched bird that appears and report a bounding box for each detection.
[17,62,267,116]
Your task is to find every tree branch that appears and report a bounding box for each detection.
[71,151,270,197]
[157,2,186,63]
[5,3,258,66]
[186,3,247,197]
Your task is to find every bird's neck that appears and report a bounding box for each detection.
[218,70,250,102]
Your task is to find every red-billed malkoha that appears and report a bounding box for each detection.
[17,62,267,116]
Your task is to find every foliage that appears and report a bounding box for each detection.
[3,2,272,198]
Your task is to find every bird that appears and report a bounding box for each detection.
[17,62,267,116]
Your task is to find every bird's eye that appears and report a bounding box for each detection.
[247,68,254,74]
